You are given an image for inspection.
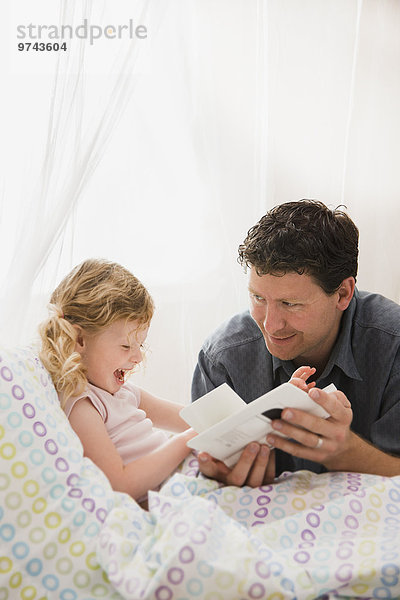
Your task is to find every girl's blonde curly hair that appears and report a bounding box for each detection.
[39,258,154,407]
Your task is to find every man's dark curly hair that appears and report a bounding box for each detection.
[238,199,359,295]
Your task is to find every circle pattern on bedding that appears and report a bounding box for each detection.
[0,346,122,599]
[97,458,400,599]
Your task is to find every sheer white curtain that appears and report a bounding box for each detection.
[1,0,399,404]
[264,0,400,302]
[1,0,153,343]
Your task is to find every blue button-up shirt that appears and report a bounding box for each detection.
[191,289,400,475]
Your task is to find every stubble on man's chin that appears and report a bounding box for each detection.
[263,339,298,363]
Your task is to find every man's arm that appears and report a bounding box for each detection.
[266,387,400,476]
[325,431,400,476]
[191,349,230,401]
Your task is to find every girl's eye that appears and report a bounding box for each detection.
[122,343,146,351]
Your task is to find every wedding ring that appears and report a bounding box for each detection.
[315,436,323,449]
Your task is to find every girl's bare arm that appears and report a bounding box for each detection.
[139,388,190,432]
[68,397,196,500]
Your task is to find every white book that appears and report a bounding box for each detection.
[180,382,335,467]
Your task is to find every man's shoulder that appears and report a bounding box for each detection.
[202,310,263,359]
[355,290,400,336]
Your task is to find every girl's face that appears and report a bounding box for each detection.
[76,319,148,394]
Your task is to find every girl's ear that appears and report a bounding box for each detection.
[73,325,85,354]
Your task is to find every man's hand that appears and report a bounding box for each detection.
[266,387,353,467]
[197,442,275,487]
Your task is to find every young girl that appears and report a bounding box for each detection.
[39,258,197,503]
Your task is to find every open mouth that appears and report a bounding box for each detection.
[114,369,126,383]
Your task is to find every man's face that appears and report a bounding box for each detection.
[248,268,345,369]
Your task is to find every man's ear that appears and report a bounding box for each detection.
[73,325,85,354]
[337,277,355,311]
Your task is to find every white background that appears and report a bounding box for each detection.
[1,0,400,404]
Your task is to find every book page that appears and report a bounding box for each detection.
[183,382,333,467]
[180,383,246,432]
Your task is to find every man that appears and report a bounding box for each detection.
[192,200,400,486]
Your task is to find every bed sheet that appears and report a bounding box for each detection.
[98,456,400,600]
[0,345,123,599]
[1,344,400,600]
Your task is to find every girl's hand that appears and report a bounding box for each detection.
[289,366,317,392]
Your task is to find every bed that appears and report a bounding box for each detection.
[1,344,400,599]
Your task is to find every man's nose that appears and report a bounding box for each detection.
[262,305,286,333]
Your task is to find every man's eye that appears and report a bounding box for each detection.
[251,293,265,303]
[282,301,298,308]
[122,345,130,350]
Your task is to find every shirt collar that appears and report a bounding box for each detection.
[272,288,363,382]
